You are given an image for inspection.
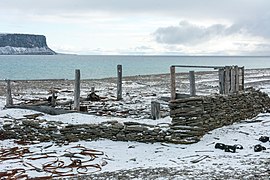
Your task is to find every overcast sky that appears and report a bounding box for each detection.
[1,0,270,55]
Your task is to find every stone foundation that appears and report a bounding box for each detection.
[1,88,270,144]
[169,87,270,143]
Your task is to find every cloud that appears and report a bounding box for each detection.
[1,0,269,20]
[154,21,237,45]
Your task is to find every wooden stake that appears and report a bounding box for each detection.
[189,71,196,96]
[117,65,122,100]
[151,101,160,120]
[230,66,236,93]
[241,67,245,91]
[235,66,239,92]
[218,68,225,94]
[51,90,56,107]
[5,79,13,106]
[91,87,95,93]
[74,69,80,111]
[170,66,176,100]
[224,66,230,94]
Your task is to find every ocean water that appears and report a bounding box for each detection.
[0,55,269,80]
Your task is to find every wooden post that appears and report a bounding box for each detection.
[241,67,245,91]
[51,90,56,107]
[170,66,176,100]
[151,101,160,120]
[235,66,239,92]
[74,69,80,111]
[230,66,236,93]
[218,68,225,94]
[5,79,13,106]
[224,66,230,94]
[91,87,95,93]
[117,65,122,100]
[189,71,196,96]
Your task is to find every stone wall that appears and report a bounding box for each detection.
[2,88,270,144]
[169,87,270,143]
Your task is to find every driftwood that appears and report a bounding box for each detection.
[190,155,210,163]
[6,105,74,115]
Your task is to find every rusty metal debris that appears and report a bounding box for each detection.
[0,144,107,179]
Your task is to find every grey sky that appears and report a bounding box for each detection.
[0,0,269,55]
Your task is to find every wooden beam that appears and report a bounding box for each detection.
[117,64,122,100]
[241,67,245,91]
[218,68,225,94]
[230,66,236,93]
[170,66,176,100]
[224,66,230,94]
[171,65,223,69]
[74,69,81,111]
[235,66,239,92]
[189,71,196,96]
[5,79,13,107]
[151,101,160,120]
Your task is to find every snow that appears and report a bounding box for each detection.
[0,46,55,55]
[1,69,270,178]
[1,115,269,178]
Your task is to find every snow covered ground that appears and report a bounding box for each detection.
[0,69,270,179]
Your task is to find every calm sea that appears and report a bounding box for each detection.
[0,55,269,80]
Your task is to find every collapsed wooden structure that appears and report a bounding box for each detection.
[170,65,245,100]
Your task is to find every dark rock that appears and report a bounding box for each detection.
[0,33,56,55]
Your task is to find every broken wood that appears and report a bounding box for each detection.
[190,155,209,163]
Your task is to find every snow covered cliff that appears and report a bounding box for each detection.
[0,33,56,55]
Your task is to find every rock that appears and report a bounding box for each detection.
[0,33,56,55]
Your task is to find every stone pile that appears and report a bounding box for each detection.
[169,88,270,143]
[1,88,270,145]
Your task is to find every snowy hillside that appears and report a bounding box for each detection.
[0,33,56,55]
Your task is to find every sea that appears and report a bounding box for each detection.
[0,55,269,80]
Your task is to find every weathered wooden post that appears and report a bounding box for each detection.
[189,71,196,96]
[51,90,56,107]
[241,67,245,91]
[235,66,239,92]
[74,69,80,111]
[5,79,13,107]
[151,101,160,120]
[230,66,236,93]
[91,86,95,93]
[218,68,225,94]
[170,66,176,100]
[117,65,122,100]
[224,66,231,94]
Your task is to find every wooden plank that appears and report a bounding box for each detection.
[151,101,160,120]
[171,65,223,69]
[241,67,245,91]
[224,66,230,94]
[235,66,239,92]
[170,66,176,100]
[117,64,122,100]
[218,68,225,94]
[5,79,13,106]
[189,71,196,96]
[74,69,81,111]
[230,66,236,93]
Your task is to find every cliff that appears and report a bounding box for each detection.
[0,33,56,55]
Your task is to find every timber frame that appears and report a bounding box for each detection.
[170,65,245,100]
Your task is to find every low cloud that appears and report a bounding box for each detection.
[154,21,234,45]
